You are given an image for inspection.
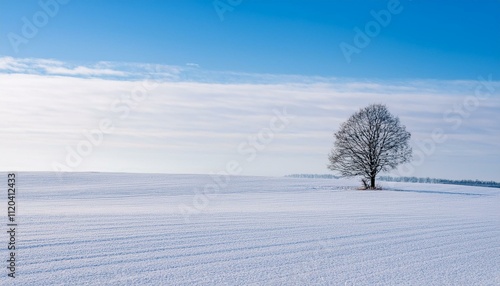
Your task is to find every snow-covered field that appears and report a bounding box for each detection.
[3,172,500,285]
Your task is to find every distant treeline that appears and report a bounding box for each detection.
[377,176,500,188]
[285,174,500,188]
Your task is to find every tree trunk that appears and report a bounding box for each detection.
[370,176,375,189]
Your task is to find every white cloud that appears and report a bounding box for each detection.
[186,63,200,68]
[42,65,127,76]
[0,56,128,77]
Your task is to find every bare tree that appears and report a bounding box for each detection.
[328,104,412,189]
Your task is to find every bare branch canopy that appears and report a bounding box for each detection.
[328,104,412,189]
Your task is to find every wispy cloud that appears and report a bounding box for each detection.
[0,57,182,78]
[186,63,200,68]
[42,65,126,77]
[0,57,128,77]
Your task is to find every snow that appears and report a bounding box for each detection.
[3,172,500,285]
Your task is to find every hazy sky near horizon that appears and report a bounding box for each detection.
[0,1,499,181]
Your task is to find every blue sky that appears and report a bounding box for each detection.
[1,1,499,181]
[2,0,499,78]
